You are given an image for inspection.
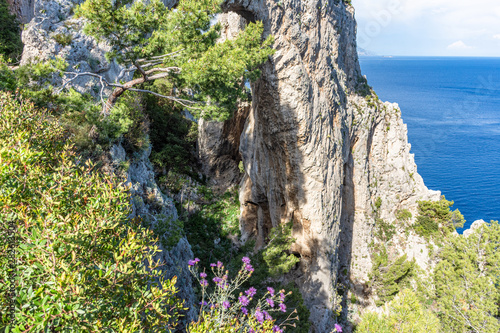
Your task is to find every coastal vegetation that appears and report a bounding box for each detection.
[1,0,499,332]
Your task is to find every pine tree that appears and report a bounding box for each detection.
[74,0,274,119]
[433,221,500,332]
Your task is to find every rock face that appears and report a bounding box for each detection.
[463,219,487,237]
[17,0,132,96]
[110,144,197,324]
[198,1,439,331]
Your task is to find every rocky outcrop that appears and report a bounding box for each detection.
[14,0,443,330]
[463,219,487,237]
[198,101,250,193]
[6,0,35,24]
[197,1,439,331]
[110,143,197,323]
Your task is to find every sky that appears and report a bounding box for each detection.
[352,0,500,56]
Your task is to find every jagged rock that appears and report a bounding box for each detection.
[197,12,251,194]
[7,0,35,24]
[110,143,197,323]
[463,219,487,237]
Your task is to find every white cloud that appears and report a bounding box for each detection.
[494,34,500,39]
[447,40,473,50]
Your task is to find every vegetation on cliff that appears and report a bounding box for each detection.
[0,91,184,331]
[0,0,23,61]
[1,0,499,331]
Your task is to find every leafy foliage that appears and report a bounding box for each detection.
[75,0,275,120]
[374,218,396,243]
[183,188,241,269]
[145,93,198,177]
[261,222,300,278]
[0,0,23,60]
[369,248,415,306]
[53,33,73,47]
[356,289,440,333]
[0,92,184,331]
[433,221,500,332]
[414,196,465,238]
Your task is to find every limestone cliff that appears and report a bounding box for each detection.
[12,0,442,330]
[198,1,439,331]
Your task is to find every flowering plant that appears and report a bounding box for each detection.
[187,257,295,332]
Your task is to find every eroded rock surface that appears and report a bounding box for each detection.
[198,1,440,331]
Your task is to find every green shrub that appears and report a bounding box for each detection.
[53,33,73,46]
[357,289,440,333]
[261,222,300,277]
[0,0,23,60]
[183,188,241,268]
[414,196,464,238]
[375,218,396,243]
[145,93,198,177]
[433,221,500,332]
[0,92,183,331]
[370,248,415,306]
[396,209,412,223]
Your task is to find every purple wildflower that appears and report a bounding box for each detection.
[279,292,285,302]
[245,264,254,272]
[255,309,264,324]
[188,260,196,266]
[241,307,248,315]
[242,256,251,264]
[200,272,207,278]
[217,261,223,268]
[279,303,286,312]
[249,329,255,333]
[210,263,217,267]
[263,310,272,321]
[334,323,342,332]
[273,326,283,333]
[200,279,208,287]
[239,295,250,306]
[267,287,275,296]
[199,301,207,306]
[266,298,275,308]
[213,277,222,283]
[194,258,200,263]
[245,287,257,298]
[222,300,230,309]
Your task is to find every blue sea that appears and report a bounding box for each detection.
[359,56,500,231]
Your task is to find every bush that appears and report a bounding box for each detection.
[145,93,198,177]
[414,196,465,238]
[374,218,396,243]
[0,92,183,331]
[396,209,412,223]
[370,248,415,306]
[0,0,23,60]
[53,33,73,46]
[433,221,500,332]
[356,289,440,333]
